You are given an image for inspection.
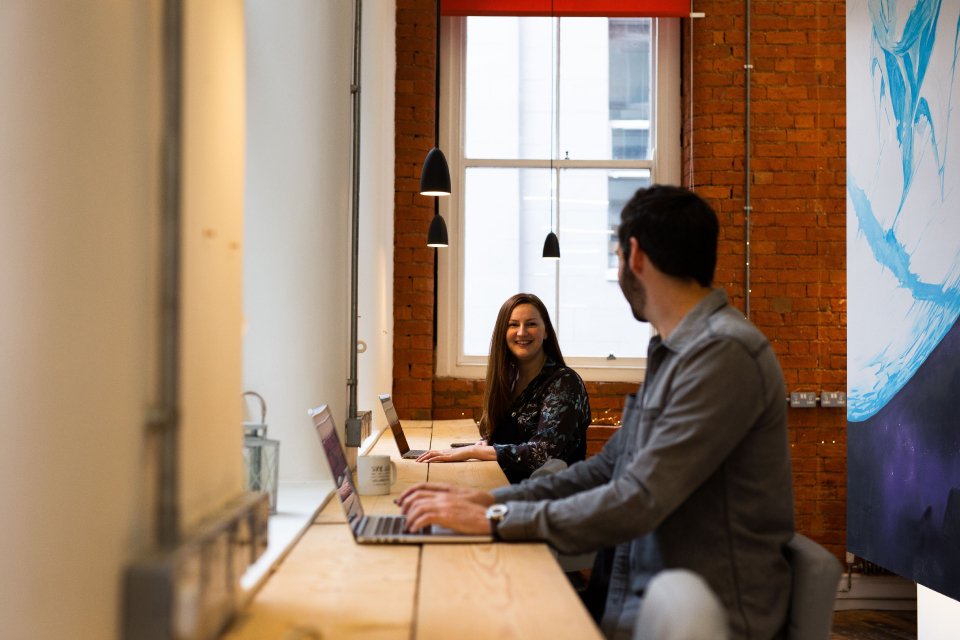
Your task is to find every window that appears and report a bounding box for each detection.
[437,15,680,381]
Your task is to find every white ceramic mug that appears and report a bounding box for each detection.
[356,454,398,496]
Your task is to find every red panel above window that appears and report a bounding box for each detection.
[440,0,690,17]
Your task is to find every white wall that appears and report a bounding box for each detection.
[919,585,960,639]
[355,0,396,444]
[243,0,394,483]
[0,1,247,638]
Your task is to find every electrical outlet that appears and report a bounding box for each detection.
[789,391,818,408]
[821,391,847,408]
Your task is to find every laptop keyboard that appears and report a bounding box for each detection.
[364,515,432,538]
[374,515,407,536]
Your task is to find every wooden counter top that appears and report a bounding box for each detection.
[223,419,602,640]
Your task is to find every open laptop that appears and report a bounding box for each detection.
[308,404,492,544]
[378,393,475,459]
[378,394,425,459]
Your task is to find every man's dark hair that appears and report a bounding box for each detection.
[618,185,719,287]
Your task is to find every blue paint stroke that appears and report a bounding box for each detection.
[849,183,951,302]
[848,180,960,421]
[869,0,945,212]
[848,0,960,421]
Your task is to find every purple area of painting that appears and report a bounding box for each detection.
[848,316,960,599]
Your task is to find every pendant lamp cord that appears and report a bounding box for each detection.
[434,0,441,148]
[432,0,441,346]
[552,2,561,319]
[550,1,557,232]
[433,0,442,224]
[688,3,695,190]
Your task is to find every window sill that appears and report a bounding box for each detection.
[238,480,334,597]
[436,360,646,384]
[237,429,387,599]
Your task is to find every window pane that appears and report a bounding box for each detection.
[464,17,553,160]
[556,169,651,359]
[465,17,654,162]
[462,167,557,356]
[606,172,649,270]
[608,19,652,121]
[558,18,653,161]
[462,167,651,359]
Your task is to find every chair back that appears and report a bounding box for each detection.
[783,533,842,640]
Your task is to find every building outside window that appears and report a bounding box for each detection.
[437,16,680,381]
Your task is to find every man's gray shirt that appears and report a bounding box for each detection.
[491,289,795,640]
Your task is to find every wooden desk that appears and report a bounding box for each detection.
[223,419,602,639]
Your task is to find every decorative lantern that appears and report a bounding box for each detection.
[242,391,280,514]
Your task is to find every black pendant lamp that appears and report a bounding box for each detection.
[542,230,560,259]
[421,147,451,196]
[427,207,449,247]
[422,0,450,247]
[542,8,560,260]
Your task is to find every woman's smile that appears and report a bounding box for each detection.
[506,304,545,363]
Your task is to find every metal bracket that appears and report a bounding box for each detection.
[345,409,372,447]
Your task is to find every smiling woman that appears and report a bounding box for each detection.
[416,293,592,483]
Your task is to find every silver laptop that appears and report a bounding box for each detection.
[378,394,427,459]
[309,404,492,544]
[378,393,474,458]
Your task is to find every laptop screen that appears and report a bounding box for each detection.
[378,394,411,453]
[309,404,363,527]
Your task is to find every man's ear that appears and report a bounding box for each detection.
[627,237,644,276]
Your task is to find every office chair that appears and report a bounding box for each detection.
[783,533,842,640]
[633,534,843,640]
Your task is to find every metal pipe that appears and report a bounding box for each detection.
[552,13,560,321]
[155,0,184,549]
[346,0,363,444]
[688,6,695,190]
[744,0,753,319]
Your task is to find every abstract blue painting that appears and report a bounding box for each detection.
[847,0,960,599]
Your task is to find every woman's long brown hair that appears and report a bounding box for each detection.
[480,293,565,438]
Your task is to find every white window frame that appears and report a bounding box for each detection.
[436,16,681,382]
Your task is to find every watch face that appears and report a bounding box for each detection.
[486,504,508,521]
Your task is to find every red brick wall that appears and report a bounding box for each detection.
[394,0,847,557]
[394,1,442,420]
[682,0,847,558]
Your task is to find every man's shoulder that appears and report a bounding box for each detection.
[700,304,772,355]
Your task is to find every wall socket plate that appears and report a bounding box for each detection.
[789,391,818,408]
[820,391,847,408]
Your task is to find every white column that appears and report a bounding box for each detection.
[0,1,246,636]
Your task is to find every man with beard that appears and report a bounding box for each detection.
[398,185,795,640]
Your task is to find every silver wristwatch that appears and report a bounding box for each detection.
[485,503,509,538]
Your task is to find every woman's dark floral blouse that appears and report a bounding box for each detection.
[488,359,591,483]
